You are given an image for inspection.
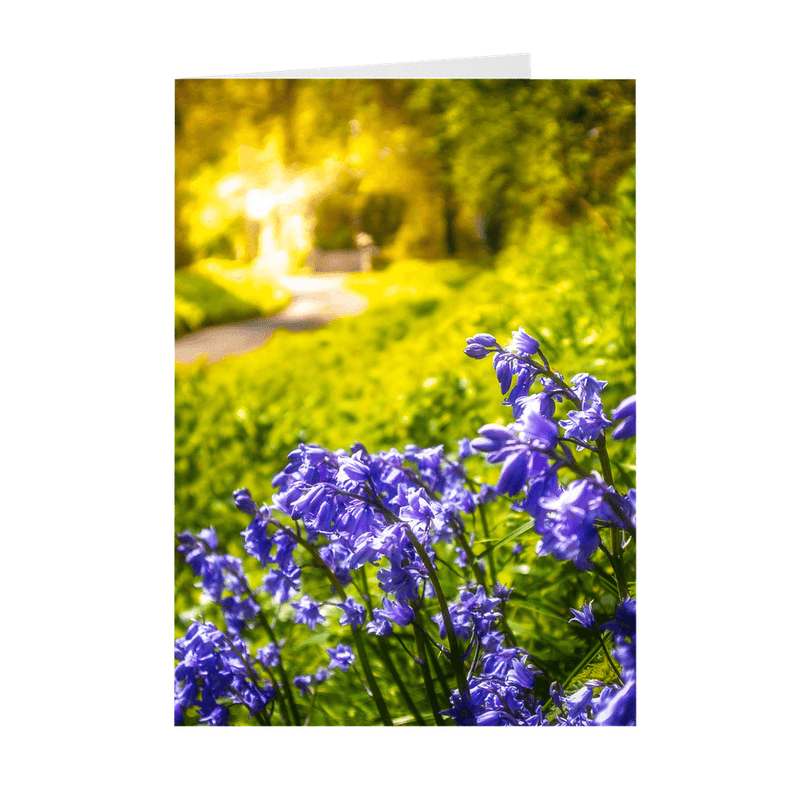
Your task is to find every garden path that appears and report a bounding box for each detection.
[174,274,369,366]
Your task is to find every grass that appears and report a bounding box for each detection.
[175,259,291,337]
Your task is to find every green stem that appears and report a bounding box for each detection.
[303,688,318,726]
[402,526,472,717]
[597,633,622,683]
[425,635,453,707]
[596,434,625,574]
[413,620,444,725]
[238,581,300,726]
[455,528,488,591]
[590,564,619,596]
[280,525,394,726]
[348,636,393,726]
[354,487,473,719]
[596,433,615,487]
[476,504,499,587]
[375,638,426,725]
[598,541,628,603]
[359,564,431,723]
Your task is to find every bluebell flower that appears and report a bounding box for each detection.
[293,675,314,697]
[517,392,556,420]
[600,599,637,677]
[256,642,281,669]
[442,481,476,516]
[626,489,636,527]
[432,602,473,640]
[398,486,440,534]
[492,583,514,602]
[614,638,636,683]
[593,679,636,726]
[175,621,271,726]
[291,595,326,630]
[556,373,613,445]
[338,597,367,628]
[290,483,330,521]
[482,647,520,679]
[510,327,539,355]
[379,596,415,627]
[496,449,529,496]
[569,601,596,629]
[239,683,275,717]
[319,540,354,587]
[480,630,505,653]
[601,598,636,642]
[439,680,480,725]
[327,643,356,672]
[471,423,518,454]
[513,467,559,526]
[314,668,330,684]
[194,553,246,604]
[508,659,538,690]
[611,394,636,440]
[198,700,230,726]
[241,515,273,567]
[457,437,476,460]
[570,373,608,409]
[377,548,423,603]
[263,564,301,603]
[365,608,393,636]
[337,455,372,485]
[177,528,219,577]
[460,586,500,615]
[560,405,612,445]
[513,405,559,449]
[270,531,299,570]
[536,479,606,571]
[564,684,595,723]
[220,595,259,635]
[506,368,535,416]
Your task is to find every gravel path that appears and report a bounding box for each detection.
[175,274,369,365]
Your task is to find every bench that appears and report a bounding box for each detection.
[307,234,379,273]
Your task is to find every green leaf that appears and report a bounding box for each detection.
[474,519,533,559]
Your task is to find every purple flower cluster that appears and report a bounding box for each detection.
[175,326,636,726]
[174,620,276,725]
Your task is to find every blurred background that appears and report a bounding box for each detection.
[175,79,636,632]
[176,79,634,276]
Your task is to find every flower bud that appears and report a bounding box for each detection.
[464,343,489,359]
[469,332,498,347]
[495,357,513,394]
[232,488,259,516]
